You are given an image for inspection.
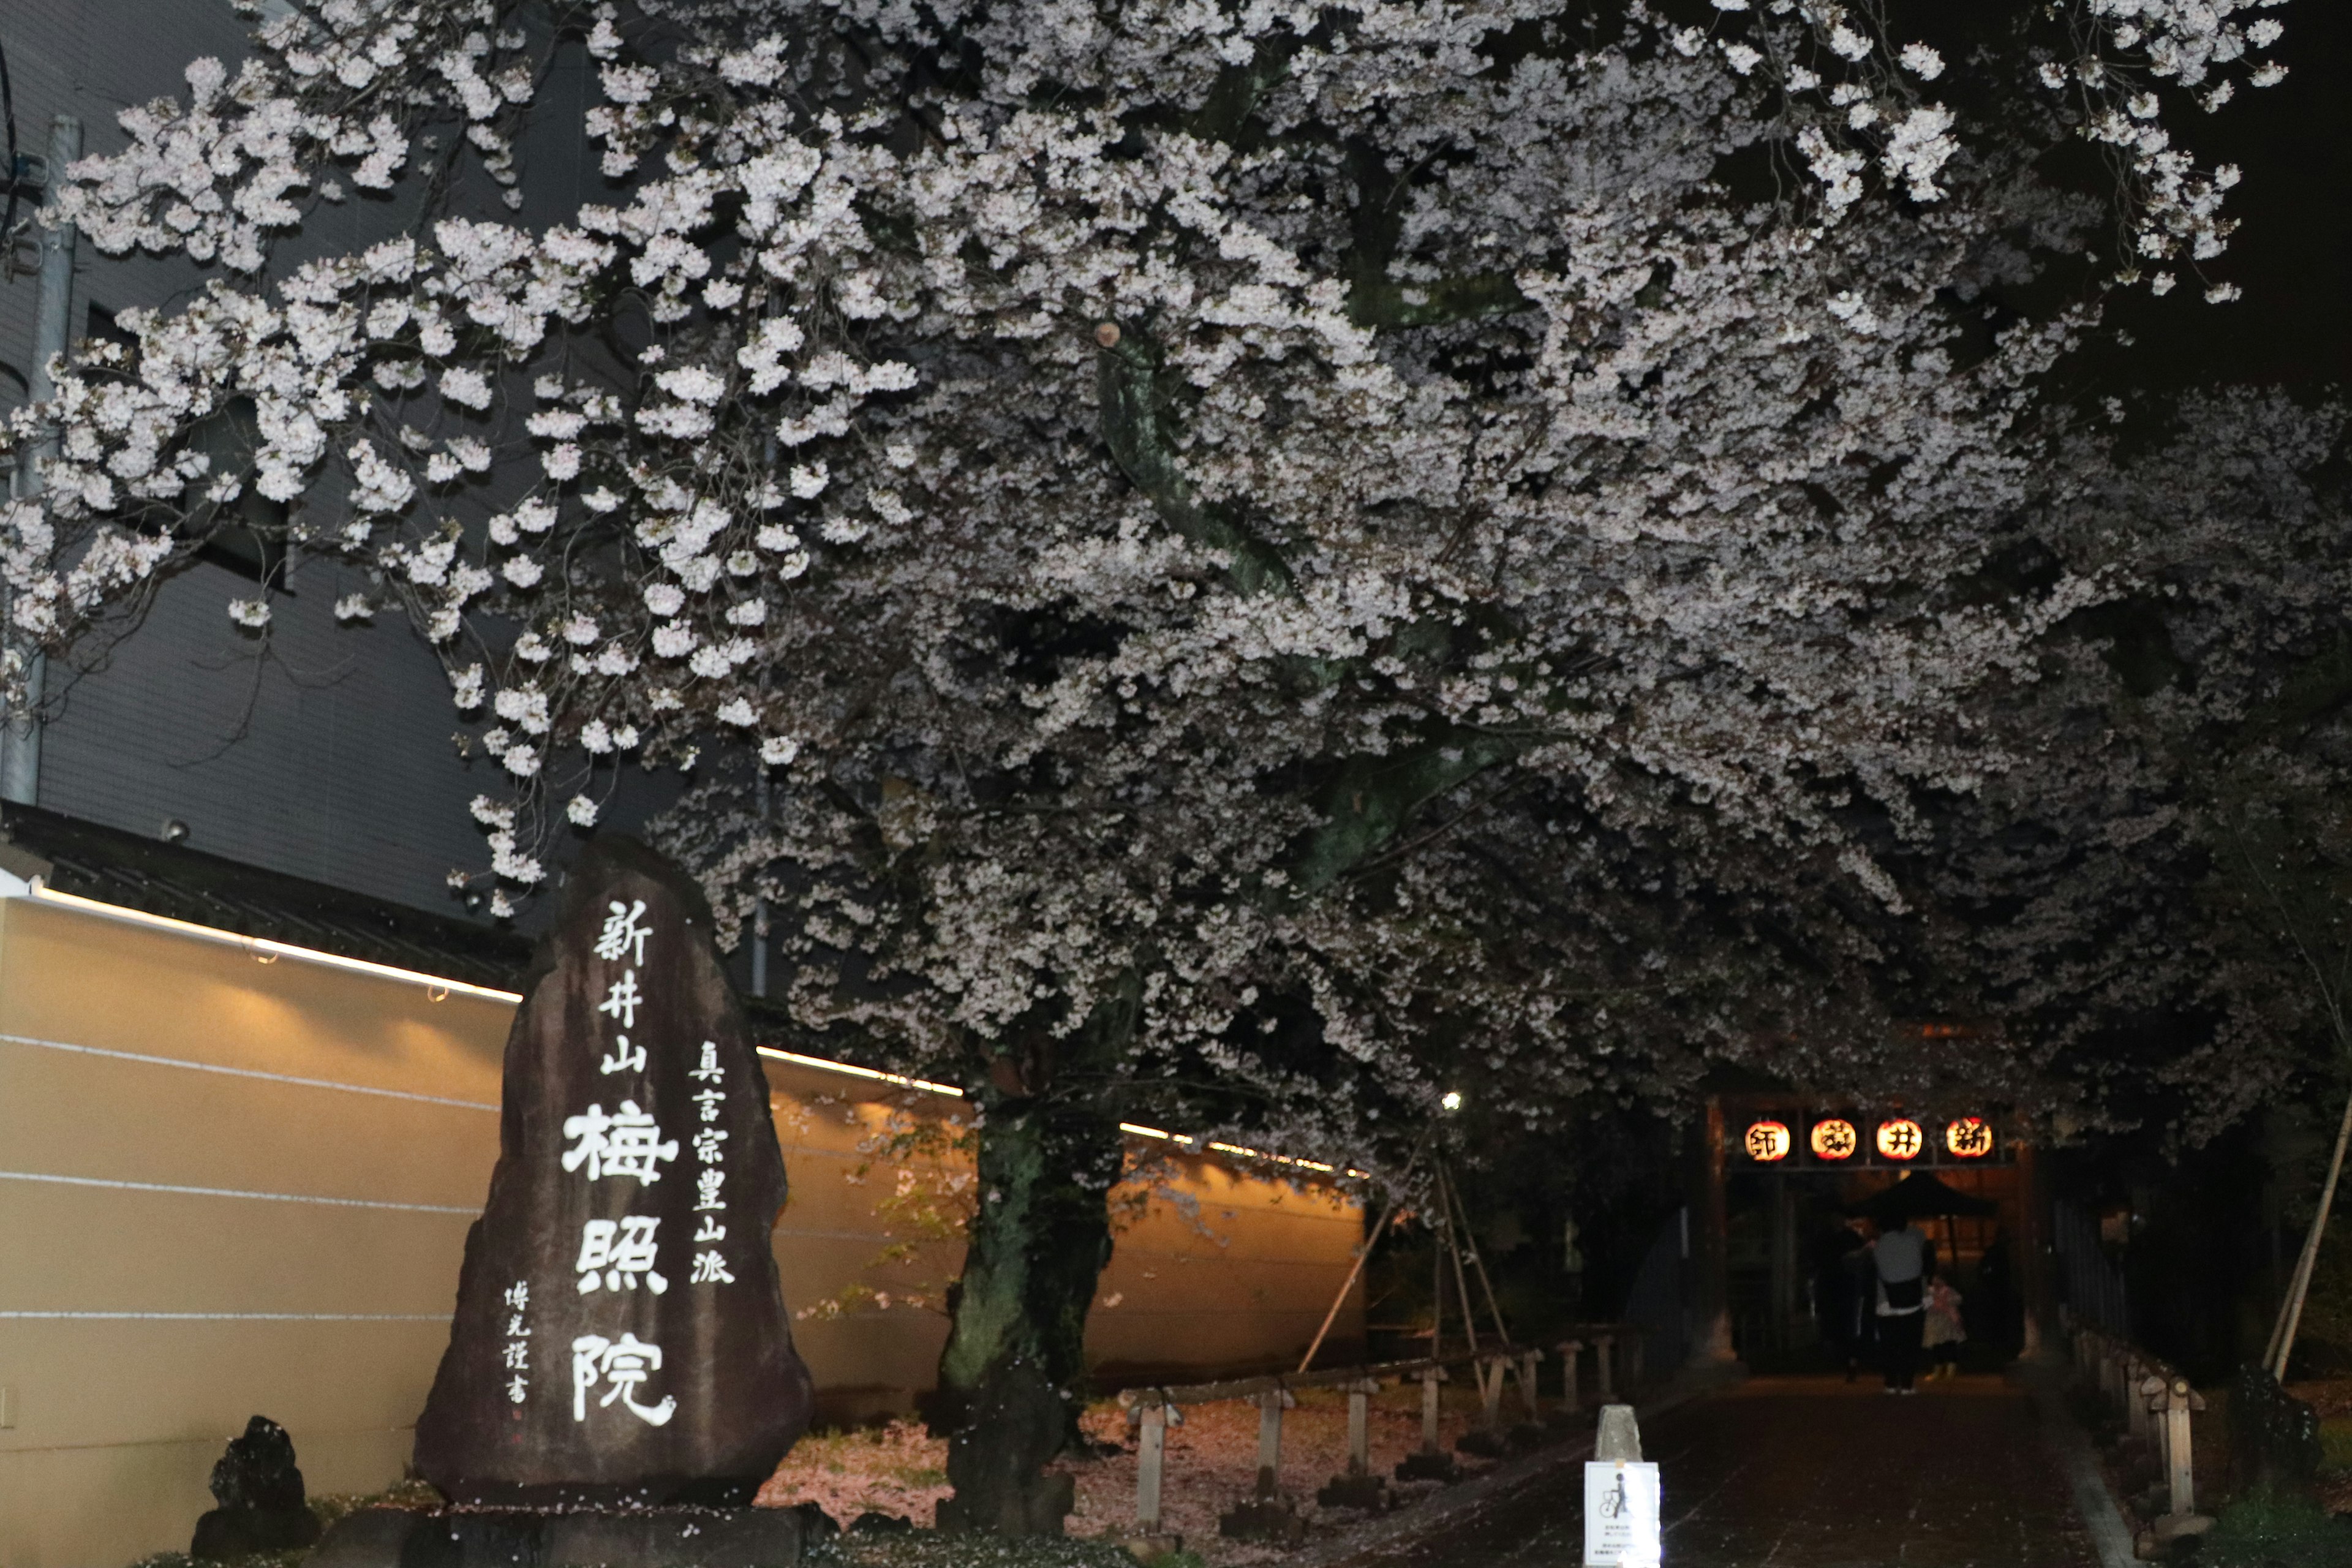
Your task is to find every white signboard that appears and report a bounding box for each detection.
[1584,1460,1662,1567]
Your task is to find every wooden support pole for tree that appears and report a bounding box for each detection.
[1137,1402,1168,1531]
[1441,1161,1516,1349]
[1479,1355,1505,1430]
[1298,1189,1399,1374]
[1437,1168,1483,1355]
[2269,1085,2352,1382]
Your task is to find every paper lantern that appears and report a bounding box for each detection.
[1809,1118,1858,1161]
[1743,1120,1792,1162]
[1875,1118,1925,1161]
[1946,1117,1994,1158]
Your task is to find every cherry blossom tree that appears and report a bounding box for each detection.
[0,0,2299,1530]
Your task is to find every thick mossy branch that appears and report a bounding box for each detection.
[1096,337,1295,597]
[1098,333,1526,891]
[1345,271,1531,330]
[1182,36,1299,148]
[1289,729,1521,895]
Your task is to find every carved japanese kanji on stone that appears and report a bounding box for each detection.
[412,834,812,1506]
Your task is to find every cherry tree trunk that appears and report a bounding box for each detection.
[932,992,1136,1534]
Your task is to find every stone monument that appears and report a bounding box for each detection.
[314,836,816,1567]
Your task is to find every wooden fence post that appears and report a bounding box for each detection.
[1420,1365,1445,1454]
[1558,1340,1583,1409]
[2159,1377,2204,1517]
[2125,1360,2153,1446]
[1519,1348,1544,1418]
[1137,1400,1168,1532]
[1594,1332,1617,1400]
[1253,1387,1289,1498]
[1346,1378,1379,1476]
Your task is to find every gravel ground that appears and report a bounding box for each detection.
[758,1384,1517,1564]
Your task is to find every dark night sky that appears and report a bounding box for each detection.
[2100,1,2352,394]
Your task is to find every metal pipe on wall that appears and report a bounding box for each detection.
[2,115,81,807]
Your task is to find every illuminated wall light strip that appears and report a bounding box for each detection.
[25,886,524,1004]
[0,1167,477,1215]
[755,1056,1356,1179]
[0,1030,499,1113]
[15,888,1360,1180]
[755,1047,965,1098]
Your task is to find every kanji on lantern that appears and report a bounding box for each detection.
[1876,1118,1924,1160]
[1743,1120,1791,1161]
[1946,1117,1995,1158]
[1810,1118,1858,1161]
[560,1101,680,1184]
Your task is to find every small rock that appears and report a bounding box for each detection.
[1505,1420,1550,1454]
[1314,1472,1388,1512]
[190,1417,323,1561]
[2153,1512,2216,1543]
[1395,1450,1459,1483]
[1455,1428,1506,1459]
[788,1502,842,1542]
[1220,1498,1308,1545]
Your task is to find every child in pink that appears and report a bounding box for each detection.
[1922,1275,1966,1381]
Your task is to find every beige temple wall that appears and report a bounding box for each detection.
[0,895,1363,1568]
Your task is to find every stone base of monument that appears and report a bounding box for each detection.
[191,1507,322,1560]
[308,1505,811,1568]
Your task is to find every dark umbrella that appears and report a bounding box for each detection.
[1847,1171,1999,1224]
